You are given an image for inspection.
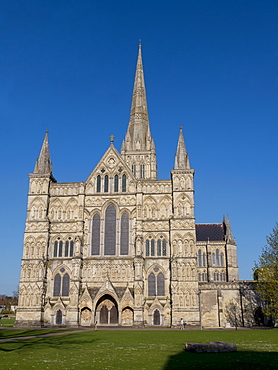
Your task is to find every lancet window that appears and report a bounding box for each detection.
[198,272,208,281]
[95,173,127,193]
[198,250,206,267]
[91,205,130,256]
[140,164,145,179]
[120,213,129,255]
[53,238,74,258]
[53,268,70,297]
[148,267,165,296]
[211,249,224,267]
[91,213,101,255]
[145,236,167,257]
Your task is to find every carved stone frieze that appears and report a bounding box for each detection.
[82,260,133,282]
[50,222,83,232]
[143,221,169,231]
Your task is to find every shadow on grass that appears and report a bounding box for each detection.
[0,332,97,353]
[163,350,278,370]
[0,329,70,340]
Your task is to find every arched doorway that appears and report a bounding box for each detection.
[153,309,160,325]
[95,294,118,325]
[56,309,62,325]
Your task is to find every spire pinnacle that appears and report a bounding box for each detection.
[127,43,150,150]
[174,126,190,170]
[121,45,157,180]
[34,130,52,175]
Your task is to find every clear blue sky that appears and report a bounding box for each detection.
[1,1,277,295]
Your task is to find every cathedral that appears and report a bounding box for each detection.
[16,45,243,328]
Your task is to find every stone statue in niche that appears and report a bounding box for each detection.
[75,236,82,256]
[135,236,143,256]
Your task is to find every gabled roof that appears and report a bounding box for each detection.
[196,223,225,242]
[86,142,134,183]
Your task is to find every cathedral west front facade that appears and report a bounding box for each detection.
[16,45,242,328]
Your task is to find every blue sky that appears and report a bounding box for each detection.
[0,0,277,295]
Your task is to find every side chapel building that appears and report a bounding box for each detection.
[16,45,241,328]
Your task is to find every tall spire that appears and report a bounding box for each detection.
[122,43,154,152]
[34,130,52,175]
[121,44,157,179]
[129,43,149,130]
[174,126,190,170]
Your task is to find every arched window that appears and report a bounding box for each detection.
[212,253,216,266]
[54,241,58,257]
[140,164,145,179]
[65,240,69,257]
[220,253,224,267]
[198,273,201,281]
[198,249,202,267]
[203,253,206,267]
[62,273,70,296]
[216,249,220,266]
[120,213,129,255]
[151,239,155,256]
[104,204,116,255]
[96,175,101,192]
[132,165,136,177]
[157,239,161,256]
[69,240,74,257]
[162,239,167,256]
[146,240,150,256]
[157,272,165,296]
[53,270,70,297]
[92,213,100,255]
[148,273,156,296]
[148,269,165,296]
[58,241,63,257]
[104,175,109,192]
[53,273,61,296]
[114,175,119,192]
[122,174,126,192]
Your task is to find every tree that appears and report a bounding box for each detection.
[253,222,278,324]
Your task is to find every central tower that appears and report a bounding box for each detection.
[121,44,157,179]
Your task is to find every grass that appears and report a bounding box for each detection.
[0,329,278,369]
[0,316,15,327]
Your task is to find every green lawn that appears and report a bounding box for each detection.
[0,316,15,327]
[0,329,278,369]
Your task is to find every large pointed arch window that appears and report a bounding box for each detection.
[104,204,116,255]
[53,269,70,297]
[92,213,100,255]
[148,272,156,296]
[148,268,165,296]
[120,213,129,255]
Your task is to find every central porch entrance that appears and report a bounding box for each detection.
[95,294,118,325]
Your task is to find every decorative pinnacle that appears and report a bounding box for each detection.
[109,135,115,144]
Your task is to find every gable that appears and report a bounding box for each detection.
[85,144,136,194]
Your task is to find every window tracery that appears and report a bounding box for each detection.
[148,267,165,296]
[53,237,74,258]
[53,268,70,297]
